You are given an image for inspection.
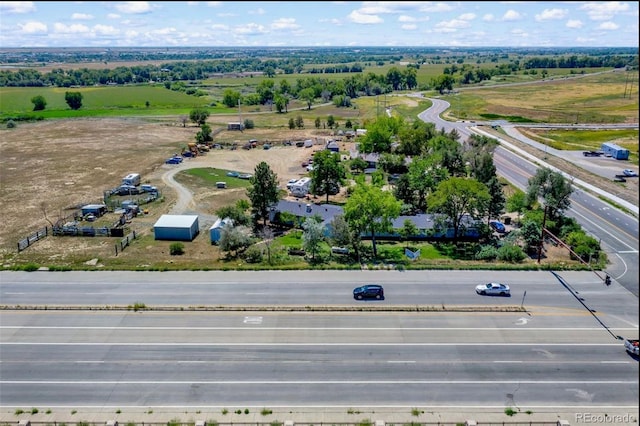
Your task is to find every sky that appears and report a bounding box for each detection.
[0,1,638,48]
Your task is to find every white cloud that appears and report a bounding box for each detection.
[401,23,417,30]
[271,18,300,31]
[93,24,119,35]
[502,10,522,21]
[71,13,94,20]
[0,1,35,13]
[52,22,90,34]
[581,1,629,21]
[482,13,495,22]
[348,10,383,24]
[458,13,476,21]
[114,2,153,14]
[249,7,266,15]
[398,15,416,22]
[433,18,471,33]
[566,19,583,29]
[598,21,620,30]
[107,13,120,19]
[535,8,568,21]
[234,23,268,35]
[18,20,47,34]
[205,1,222,6]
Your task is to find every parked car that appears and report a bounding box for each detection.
[140,184,157,193]
[353,284,384,300]
[226,171,240,177]
[263,143,271,150]
[475,282,510,296]
[622,169,637,177]
[165,156,182,164]
[238,173,252,179]
[489,220,506,233]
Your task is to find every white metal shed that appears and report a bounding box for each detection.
[153,214,199,241]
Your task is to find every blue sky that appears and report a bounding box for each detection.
[1,1,638,48]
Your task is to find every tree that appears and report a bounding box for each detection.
[31,95,47,111]
[326,115,335,129]
[195,123,213,143]
[399,219,418,248]
[302,217,325,263]
[299,88,315,110]
[259,226,275,265]
[219,223,253,258]
[215,203,250,226]
[486,176,505,220]
[189,107,209,126]
[506,190,528,224]
[288,117,296,129]
[64,91,83,110]
[315,117,321,129]
[427,177,491,243]
[179,115,188,127]
[247,161,280,226]
[343,183,401,259]
[526,168,573,220]
[222,89,241,108]
[310,150,346,203]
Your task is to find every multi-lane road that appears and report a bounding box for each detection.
[1,270,638,411]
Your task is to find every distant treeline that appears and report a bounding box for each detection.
[0,46,636,88]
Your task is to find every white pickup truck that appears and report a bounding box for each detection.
[624,338,639,356]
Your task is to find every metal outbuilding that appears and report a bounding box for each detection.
[81,204,108,217]
[209,217,233,244]
[153,214,199,241]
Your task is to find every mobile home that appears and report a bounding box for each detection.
[290,177,311,198]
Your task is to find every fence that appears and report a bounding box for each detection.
[115,230,137,255]
[16,226,48,252]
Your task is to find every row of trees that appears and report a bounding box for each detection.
[30,92,83,111]
[212,112,596,265]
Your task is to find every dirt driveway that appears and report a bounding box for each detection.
[0,117,334,256]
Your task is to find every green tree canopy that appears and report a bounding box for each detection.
[427,177,490,243]
[30,95,47,111]
[343,182,401,259]
[526,168,574,220]
[64,91,83,110]
[189,107,210,125]
[247,161,280,226]
[310,150,346,203]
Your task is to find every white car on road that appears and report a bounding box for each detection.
[475,282,511,296]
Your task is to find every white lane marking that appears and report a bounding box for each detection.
[2,380,637,384]
[3,326,637,331]
[0,342,625,346]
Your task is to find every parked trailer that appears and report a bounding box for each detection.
[122,173,141,186]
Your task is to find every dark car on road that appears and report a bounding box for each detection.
[353,284,384,300]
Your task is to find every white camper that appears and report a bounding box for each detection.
[290,177,311,198]
[122,173,141,187]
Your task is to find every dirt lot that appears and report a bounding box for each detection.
[0,118,338,266]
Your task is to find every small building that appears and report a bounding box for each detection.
[227,122,245,131]
[601,142,630,160]
[81,204,107,217]
[153,214,199,241]
[210,217,233,244]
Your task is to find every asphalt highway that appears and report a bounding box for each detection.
[1,270,638,412]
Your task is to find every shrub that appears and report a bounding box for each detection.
[22,263,40,271]
[504,407,517,416]
[243,119,255,129]
[261,408,273,416]
[6,119,16,128]
[475,245,498,261]
[497,244,527,262]
[169,242,184,255]
[243,246,263,263]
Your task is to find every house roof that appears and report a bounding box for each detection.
[154,214,199,228]
[274,200,342,225]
